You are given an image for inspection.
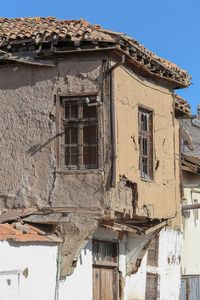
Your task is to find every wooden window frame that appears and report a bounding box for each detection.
[138,107,153,180]
[92,239,118,267]
[56,94,102,171]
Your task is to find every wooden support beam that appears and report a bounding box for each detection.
[144,220,167,235]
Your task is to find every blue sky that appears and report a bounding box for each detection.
[1,0,199,113]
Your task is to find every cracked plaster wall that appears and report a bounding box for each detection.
[0,57,112,276]
[113,65,181,223]
[0,59,108,211]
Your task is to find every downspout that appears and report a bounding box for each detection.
[110,55,125,187]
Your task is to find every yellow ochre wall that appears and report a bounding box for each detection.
[114,65,181,222]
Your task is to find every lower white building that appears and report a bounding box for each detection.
[180,114,200,300]
[0,222,60,300]
[0,222,181,300]
[181,176,200,299]
[59,226,182,300]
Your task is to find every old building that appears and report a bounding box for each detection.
[0,17,191,299]
[180,106,200,300]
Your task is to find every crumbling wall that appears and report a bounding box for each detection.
[125,231,158,275]
[0,58,108,211]
[106,175,138,216]
[0,57,111,276]
[113,65,180,221]
[59,213,98,277]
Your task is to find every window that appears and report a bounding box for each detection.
[93,240,118,265]
[138,108,153,179]
[60,95,99,169]
[147,237,159,267]
[145,273,159,300]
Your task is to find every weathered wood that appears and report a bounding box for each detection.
[40,206,103,215]
[23,213,63,224]
[0,209,37,224]
[144,220,167,235]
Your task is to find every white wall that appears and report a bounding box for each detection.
[0,240,58,300]
[159,228,182,300]
[182,187,200,275]
[59,240,93,300]
[124,228,182,300]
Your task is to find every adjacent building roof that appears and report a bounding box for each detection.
[0,222,62,243]
[181,110,200,173]
[174,94,191,117]
[0,17,191,88]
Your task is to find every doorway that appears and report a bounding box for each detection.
[92,239,119,300]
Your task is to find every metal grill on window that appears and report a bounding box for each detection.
[147,237,159,267]
[61,96,99,169]
[145,273,160,300]
[138,108,153,179]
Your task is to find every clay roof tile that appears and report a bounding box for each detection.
[0,17,191,86]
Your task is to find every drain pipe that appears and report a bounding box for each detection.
[110,55,125,187]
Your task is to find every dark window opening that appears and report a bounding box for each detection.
[145,273,159,300]
[138,108,153,179]
[93,240,118,264]
[61,96,99,169]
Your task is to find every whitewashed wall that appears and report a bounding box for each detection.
[182,187,200,275]
[59,240,93,300]
[159,228,182,300]
[0,240,58,300]
[124,228,182,300]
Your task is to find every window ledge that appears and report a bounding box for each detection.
[55,169,103,175]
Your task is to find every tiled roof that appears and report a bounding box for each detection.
[174,94,191,116]
[0,17,190,87]
[0,222,62,243]
[0,17,112,44]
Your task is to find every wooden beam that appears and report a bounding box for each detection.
[144,220,167,235]
[23,213,63,224]
[0,209,37,224]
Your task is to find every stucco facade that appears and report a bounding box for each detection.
[112,65,181,220]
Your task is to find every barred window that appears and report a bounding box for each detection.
[61,95,99,169]
[145,273,159,300]
[138,108,153,179]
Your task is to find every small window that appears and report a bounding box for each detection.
[93,240,118,264]
[61,95,99,169]
[145,273,159,300]
[138,108,153,179]
[147,237,159,267]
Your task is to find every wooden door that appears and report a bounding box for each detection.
[93,265,118,300]
[92,240,119,300]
